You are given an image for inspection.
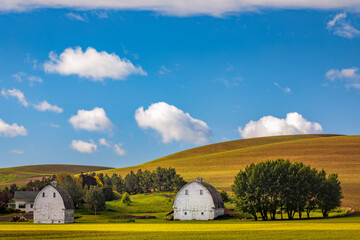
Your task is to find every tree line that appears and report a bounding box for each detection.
[1,167,186,215]
[232,159,343,220]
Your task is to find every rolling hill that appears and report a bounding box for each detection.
[96,134,360,210]
[0,164,112,186]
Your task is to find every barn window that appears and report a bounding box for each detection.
[42,192,45,197]
[53,192,56,198]
[201,212,204,215]
[200,190,203,195]
[185,189,189,195]
[184,212,187,215]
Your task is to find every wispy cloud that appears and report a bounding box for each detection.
[158,65,172,75]
[33,101,63,113]
[326,67,360,89]
[12,72,43,86]
[9,149,23,154]
[1,88,29,107]
[274,82,291,94]
[327,12,360,39]
[66,12,87,22]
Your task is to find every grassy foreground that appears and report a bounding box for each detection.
[1,214,360,240]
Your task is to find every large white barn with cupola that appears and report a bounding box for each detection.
[173,177,224,220]
[33,181,74,224]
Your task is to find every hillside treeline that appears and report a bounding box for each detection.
[232,159,343,220]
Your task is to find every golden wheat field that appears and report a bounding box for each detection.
[96,134,360,210]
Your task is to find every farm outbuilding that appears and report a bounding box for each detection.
[173,177,224,220]
[33,181,74,224]
[8,191,39,213]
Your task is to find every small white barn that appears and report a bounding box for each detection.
[33,181,74,224]
[173,177,224,220]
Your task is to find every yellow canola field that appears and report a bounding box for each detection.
[1,223,360,232]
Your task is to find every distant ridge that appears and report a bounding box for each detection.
[95,134,360,210]
[0,164,112,186]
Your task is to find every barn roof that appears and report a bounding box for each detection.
[198,182,225,209]
[13,191,39,202]
[53,186,75,210]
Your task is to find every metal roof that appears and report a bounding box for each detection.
[53,186,75,210]
[198,182,225,209]
[13,191,39,202]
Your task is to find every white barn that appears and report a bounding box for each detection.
[33,181,74,224]
[173,177,224,220]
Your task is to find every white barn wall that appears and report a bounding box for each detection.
[173,181,224,220]
[33,185,74,224]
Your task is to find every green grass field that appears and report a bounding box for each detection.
[0,164,112,187]
[95,134,360,210]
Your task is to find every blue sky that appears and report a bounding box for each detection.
[0,4,360,168]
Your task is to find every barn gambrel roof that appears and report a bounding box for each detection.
[176,178,225,209]
[198,182,225,209]
[52,186,75,210]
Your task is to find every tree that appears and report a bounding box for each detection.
[60,175,83,207]
[9,184,18,194]
[101,185,114,201]
[317,173,343,217]
[121,192,131,205]
[232,159,342,221]
[83,186,106,215]
[220,190,230,203]
[111,173,124,193]
[56,172,71,185]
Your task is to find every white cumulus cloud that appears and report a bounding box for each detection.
[2,1,360,17]
[33,101,63,113]
[44,47,146,81]
[135,102,211,144]
[0,118,27,137]
[1,88,29,107]
[113,143,126,156]
[69,107,114,132]
[238,112,323,138]
[326,67,360,89]
[327,12,360,38]
[71,139,97,153]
